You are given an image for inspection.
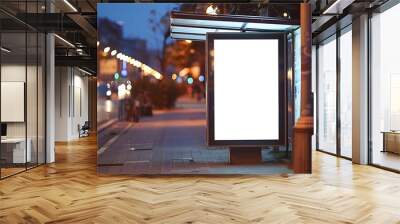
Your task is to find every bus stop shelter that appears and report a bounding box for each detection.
[169,5,312,173]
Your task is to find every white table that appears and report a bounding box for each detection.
[1,138,31,163]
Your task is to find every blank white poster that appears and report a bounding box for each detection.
[1,82,25,122]
[213,39,279,140]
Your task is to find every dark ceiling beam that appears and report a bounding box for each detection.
[78,66,96,76]
[0,8,37,31]
[67,13,97,45]
[311,15,334,33]
[55,47,97,56]
[55,55,96,71]
[7,12,97,47]
[86,0,97,11]
[12,13,83,32]
[322,0,355,14]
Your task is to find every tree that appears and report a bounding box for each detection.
[149,8,205,78]
[149,10,171,75]
[132,76,184,109]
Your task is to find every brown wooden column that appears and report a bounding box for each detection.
[293,3,313,173]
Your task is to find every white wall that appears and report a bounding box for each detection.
[55,67,89,141]
[1,63,46,164]
[1,65,26,139]
[55,67,69,141]
[72,72,89,138]
[1,65,40,138]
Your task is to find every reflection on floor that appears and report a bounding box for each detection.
[1,163,45,178]
[0,167,25,178]
[372,150,400,171]
[98,97,291,175]
[0,162,40,178]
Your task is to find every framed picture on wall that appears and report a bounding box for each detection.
[1,81,25,122]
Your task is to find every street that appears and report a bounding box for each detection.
[98,96,291,174]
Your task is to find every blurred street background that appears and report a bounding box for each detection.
[98,95,291,174]
[97,3,291,174]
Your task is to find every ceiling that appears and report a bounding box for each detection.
[0,0,397,74]
[170,12,300,41]
[1,0,97,73]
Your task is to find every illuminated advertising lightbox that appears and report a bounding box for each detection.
[206,33,285,146]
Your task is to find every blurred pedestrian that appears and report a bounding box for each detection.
[125,99,132,121]
[193,83,202,102]
[133,97,141,122]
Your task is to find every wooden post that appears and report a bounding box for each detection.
[293,3,313,173]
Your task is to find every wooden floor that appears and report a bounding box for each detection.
[0,167,26,178]
[1,136,400,223]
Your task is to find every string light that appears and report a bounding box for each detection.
[199,75,205,82]
[206,5,218,15]
[100,43,163,80]
[187,77,194,85]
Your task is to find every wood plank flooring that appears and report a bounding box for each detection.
[1,135,400,223]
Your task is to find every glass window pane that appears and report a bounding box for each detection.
[318,36,337,154]
[294,29,301,122]
[38,33,45,165]
[26,0,40,169]
[312,45,317,150]
[340,29,352,158]
[1,31,28,177]
[27,31,38,169]
[0,1,46,179]
[371,4,400,171]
